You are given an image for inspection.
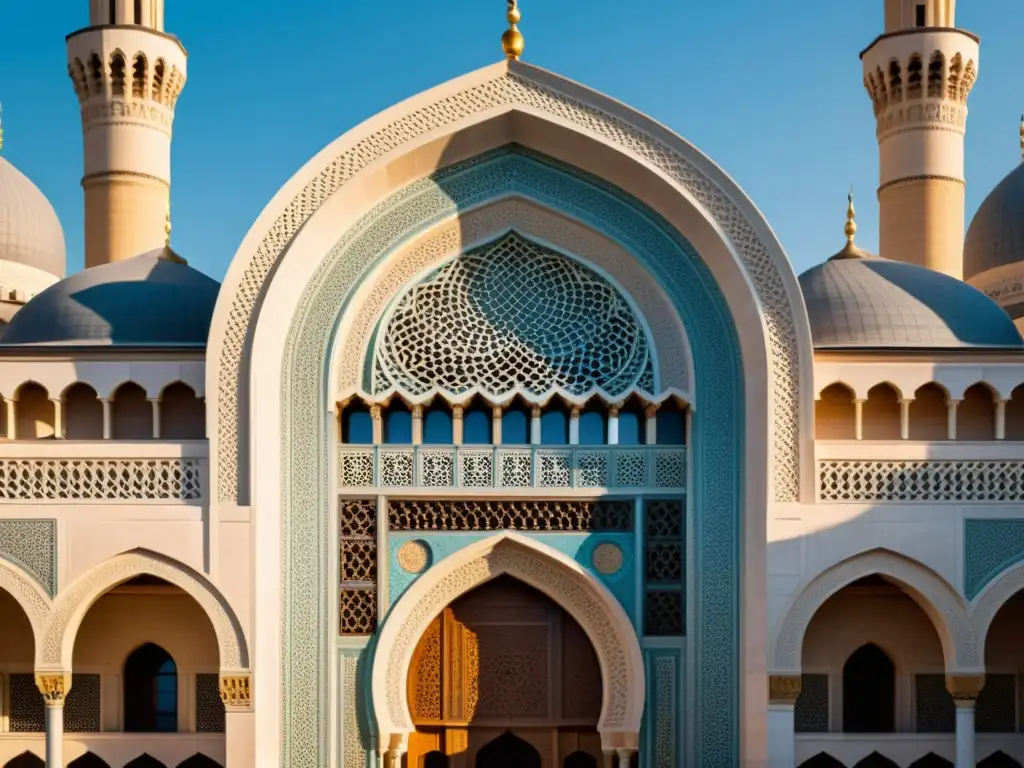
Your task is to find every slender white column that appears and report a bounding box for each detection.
[854,398,866,440]
[51,398,64,439]
[996,399,1008,440]
[100,397,113,439]
[220,673,255,768]
[947,674,983,768]
[370,405,383,445]
[569,407,580,445]
[608,405,620,445]
[6,398,15,439]
[899,398,912,440]
[411,405,423,445]
[947,399,961,440]
[616,748,636,768]
[645,405,658,444]
[530,405,542,445]
[36,673,71,768]
[452,405,464,446]
[768,674,801,768]
[491,405,503,445]
[150,397,161,439]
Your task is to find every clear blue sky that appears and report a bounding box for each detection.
[1,1,1022,280]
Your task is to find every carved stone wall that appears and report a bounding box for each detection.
[0,520,55,596]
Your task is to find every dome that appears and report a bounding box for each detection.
[0,157,66,278]
[0,250,220,347]
[964,162,1024,280]
[799,253,1023,349]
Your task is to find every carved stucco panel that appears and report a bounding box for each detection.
[220,68,801,504]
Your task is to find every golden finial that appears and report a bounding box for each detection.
[844,187,857,245]
[502,0,525,61]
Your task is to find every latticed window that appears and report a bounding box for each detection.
[340,499,378,634]
[915,674,954,733]
[795,674,829,733]
[195,673,226,733]
[388,499,633,532]
[977,673,1017,733]
[644,499,684,636]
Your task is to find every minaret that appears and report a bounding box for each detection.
[861,0,978,278]
[66,1,187,268]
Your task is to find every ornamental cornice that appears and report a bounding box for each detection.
[81,100,175,130]
[875,102,967,138]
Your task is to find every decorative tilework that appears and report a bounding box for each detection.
[0,519,56,596]
[283,150,742,766]
[196,673,226,733]
[652,656,677,768]
[65,674,101,733]
[965,519,1024,599]
[340,649,368,768]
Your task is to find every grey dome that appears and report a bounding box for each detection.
[0,157,66,277]
[799,254,1023,349]
[964,163,1024,279]
[0,250,220,347]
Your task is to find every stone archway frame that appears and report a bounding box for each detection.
[209,57,815,507]
[372,533,645,749]
[0,555,53,654]
[770,548,978,674]
[38,549,250,674]
[330,196,694,399]
[970,559,1024,665]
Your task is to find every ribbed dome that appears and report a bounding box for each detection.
[964,163,1024,280]
[0,250,219,347]
[799,255,1023,349]
[0,157,66,278]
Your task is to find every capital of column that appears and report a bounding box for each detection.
[219,672,253,711]
[769,673,802,705]
[946,673,985,706]
[609,404,621,418]
[35,672,73,707]
[370,404,383,419]
[531,404,542,419]
[452,404,464,420]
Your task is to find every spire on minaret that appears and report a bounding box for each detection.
[832,189,866,261]
[502,0,524,61]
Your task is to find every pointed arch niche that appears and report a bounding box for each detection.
[372,535,644,755]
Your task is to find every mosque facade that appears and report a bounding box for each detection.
[1,1,1024,767]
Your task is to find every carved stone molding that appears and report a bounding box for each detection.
[397,541,430,574]
[35,672,72,706]
[768,674,802,705]
[219,673,253,710]
[592,543,624,575]
[946,674,985,703]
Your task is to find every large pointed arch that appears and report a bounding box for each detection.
[0,555,51,660]
[372,533,644,748]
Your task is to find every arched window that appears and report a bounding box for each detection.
[14,382,55,439]
[978,752,1024,768]
[112,382,153,439]
[175,756,222,768]
[501,401,531,445]
[907,55,923,99]
[798,755,846,768]
[578,405,607,445]
[422,753,448,768]
[958,383,996,440]
[132,55,148,98]
[854,754,900,768]
[462,401,492,444]
[68,754,112,768]
[541,401,569,445]
[124,757,167,768]
[383,401,412,444]
[124,643,178,733]
[423,402,453,445]
[616,402,646,446]
[475,733,541,768]
[64,383,104,439]
[908,754,953,768]
[1007,385,1024,440]
[564,752,598,768]
[134,0,143,23]
[910,383,949,441]
[888,59,902,101]
[110,53,126,97]
[862,383,900,440]
[160,382,205,439]
[342,402,373,444]
[927,52,945,98]
[3,754,44,768]
[842,643,895,733]
[656,401,687,445]
[816,383,856,439]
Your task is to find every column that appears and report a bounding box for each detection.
[947,399,961,441]
[947,674,984,768]
[491,405,503,445]
[220,672,255,768]
[767,674,801,768]
[51,398,64,439]
[899,398,913,440]
[150,397,162,439]
[370,404,383,444]
[384,733,409,768]
[853,398,866,440]
[608,405,620,445]
[615,748,637,767]
[645,404,658,444]
[995,399,1008,440]
[530,405,542,445]
[452,405,464,446]
[411,405,423,445]
[100,397,113,439]
[36,672,72,768]
[5,397,15,439]
[569,407,580,445]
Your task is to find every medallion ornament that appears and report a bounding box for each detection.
[398,540,431,574]
[593,543,624,575]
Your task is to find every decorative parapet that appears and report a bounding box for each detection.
[338,445,686,491]
[819,459,1024,502]
[0,442,206,502]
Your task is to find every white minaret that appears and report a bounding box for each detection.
[66,0,187,268]
[861,0,978,279]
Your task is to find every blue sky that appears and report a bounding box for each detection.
[1,1,1022,280]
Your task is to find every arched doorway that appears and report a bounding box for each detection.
[843,643,895,733]
[475,733,541,768]
[406,576,603,767]
[124,642,178,732]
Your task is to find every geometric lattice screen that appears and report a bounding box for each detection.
[339,499,378,635]
[644,499,684,636]
[372,232,655,397]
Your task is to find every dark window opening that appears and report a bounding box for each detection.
[109,1,116,25]
[134,0,143,23]
[124,643,177,733]
[462,405,492,444]
[843,643,895,733]
[540,403,569,445]
[915,4,926,26]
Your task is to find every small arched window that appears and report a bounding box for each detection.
[112,382,153,439]
[501,401,531,445]
[842,643,895,733]
[423,753,448,768]
[160,382,205,439]
[341,402,373,444]
[907,56,923,99]
[540,402,570,445]
[888,60,903,101]
[656,401,687,445]
[64,383,104,440]
[68,753,112,768]
[616,402,646,446]
[124,643,178,733]
[110,53,126,97]
[462,402,492,444]
[132,55,147,98]
[423,402,453,445]
[564,753,598,768]
[14,382,55,440]
[578,405,607,445]
[3,753,45,768]
[927,53,945,98]
[383,402,412,444]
